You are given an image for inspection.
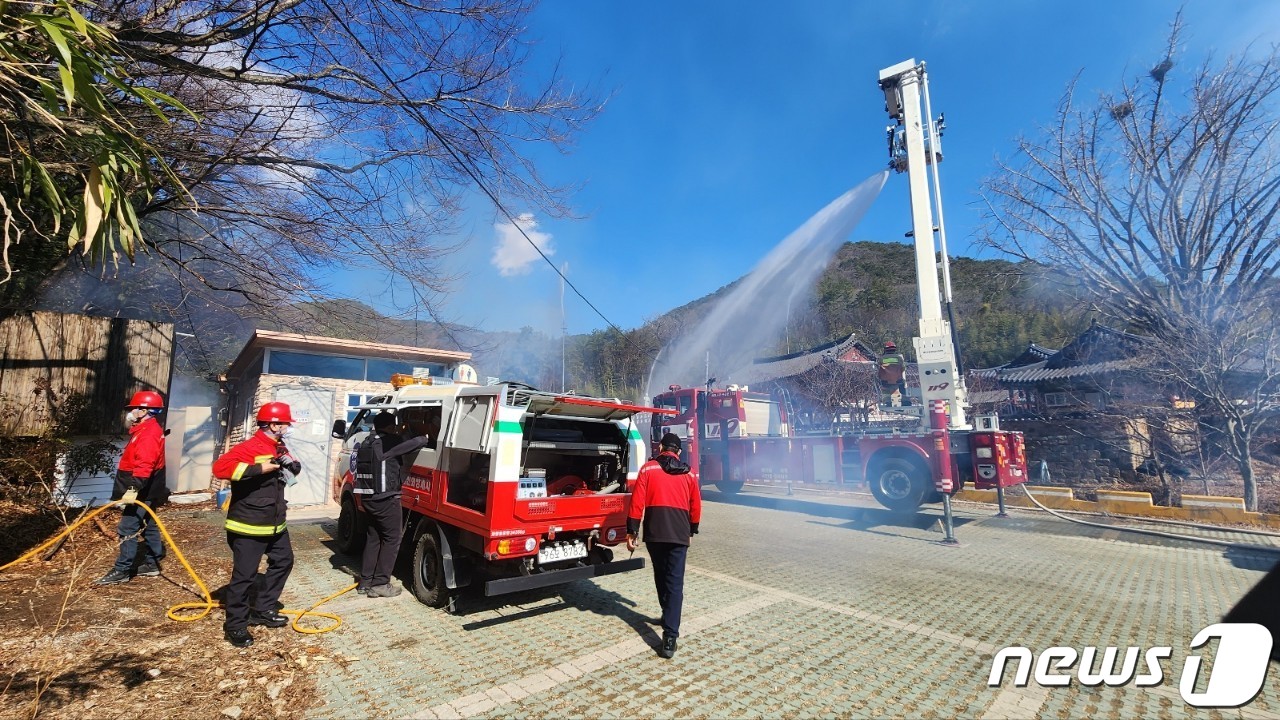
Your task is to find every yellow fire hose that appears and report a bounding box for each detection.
[0,500,356,634]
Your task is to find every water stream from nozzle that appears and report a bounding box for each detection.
[645,171,889,399]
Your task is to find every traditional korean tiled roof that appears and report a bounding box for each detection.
[993,358,1142,384]
[729,334,876,385]
[971,322,1151,385]
[1006,343,1058,368]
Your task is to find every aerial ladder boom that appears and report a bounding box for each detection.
[878,59,969,430]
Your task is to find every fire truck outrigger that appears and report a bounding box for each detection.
[651,60,1032,514]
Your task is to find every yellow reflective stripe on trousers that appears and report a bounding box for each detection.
[225,518,287,535]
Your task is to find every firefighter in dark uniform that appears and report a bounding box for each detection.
[212,401,302,648]
[626,433,702,659]
[354,412,431,597]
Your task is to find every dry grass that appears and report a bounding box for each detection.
[0,500,325,719]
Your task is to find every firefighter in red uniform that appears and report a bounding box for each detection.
[626,432,701,659]
[212,401,302,648]
[95,390,168,586]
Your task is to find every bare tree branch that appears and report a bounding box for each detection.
[980,15,1280,509]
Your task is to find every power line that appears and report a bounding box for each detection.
[319,0,627,339]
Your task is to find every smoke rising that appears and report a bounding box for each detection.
[646,172,888,397]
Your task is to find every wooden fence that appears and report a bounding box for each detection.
[0,311,174,436]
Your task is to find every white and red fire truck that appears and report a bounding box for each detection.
[332,375,674,609]
[651,60,1032,512]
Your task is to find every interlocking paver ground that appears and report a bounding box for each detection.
[276,488,1279,718]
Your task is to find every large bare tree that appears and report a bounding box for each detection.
[981,19,1280,510]
[6,0,600,333]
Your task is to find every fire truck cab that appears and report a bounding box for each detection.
[331,376,669,609]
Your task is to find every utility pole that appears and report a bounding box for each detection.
[560,263,568,393]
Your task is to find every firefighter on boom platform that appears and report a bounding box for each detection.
[95,391,168,586]
[212,401,302,648]
[354,411,431,597]
[878,341,909,406]
[627,433,701,659]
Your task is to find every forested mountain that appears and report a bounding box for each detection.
[811,241,1089,371]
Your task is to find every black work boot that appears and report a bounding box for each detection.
[94,568,132,586]
[247,611,289,628]
[225,627,253,648]
[658,635,677,659]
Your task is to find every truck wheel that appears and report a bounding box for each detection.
[869,457,929,512]
[335,494,367,554]
[717,481,744,495]
[411,530,451,608]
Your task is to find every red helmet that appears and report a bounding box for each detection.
[127,390,165,409]
[256,401,294,424]
[884,341,898,351]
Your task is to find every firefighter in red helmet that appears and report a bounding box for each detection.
[212,401,302,647]
[95,390,168,586]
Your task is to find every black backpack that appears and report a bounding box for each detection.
[353,433,383,494]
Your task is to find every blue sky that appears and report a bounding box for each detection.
[398,1,1280,338]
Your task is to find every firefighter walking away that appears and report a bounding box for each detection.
[627,433,701,659]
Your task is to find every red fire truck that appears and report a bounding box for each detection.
[649,383,1027,511]
[651,60,1031,512]
[332,377,673,609]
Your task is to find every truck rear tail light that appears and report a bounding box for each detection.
[973,434,993,446]
[496,538,538,555]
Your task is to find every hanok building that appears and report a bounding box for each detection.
[727,334,894,432]
[971,321,1152,416]
[220,330,471,507]
[971,321,1182,484]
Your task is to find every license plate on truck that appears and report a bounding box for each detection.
[538,541,587,564]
